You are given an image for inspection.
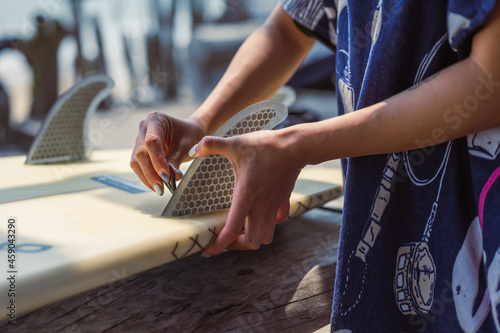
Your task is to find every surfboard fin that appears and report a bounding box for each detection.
[162,100,288,217]
[25,74,114,164]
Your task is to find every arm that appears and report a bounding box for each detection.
[190,4,316,135]
[287,3,500,164]
[197,2,500,256]
[130,4,315,194]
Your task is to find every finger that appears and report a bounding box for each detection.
[202,182,252,256]
[144,119,171,178]
[276,201,290,224]
[189,136,233,159]
[130,152,151,190]
[130,120,148,183]
[130,134,149,186]
[135,145,165,196]
[261,205,279,245]
[130,123,163,195]
[212,184,266,251]
[228,213,270,250]
[172,166,184,181]
[241,206,267,250]
[166,163,184,181]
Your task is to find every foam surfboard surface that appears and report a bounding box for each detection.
[0,149,342,316]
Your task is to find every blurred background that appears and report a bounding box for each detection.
[0,0,336,157]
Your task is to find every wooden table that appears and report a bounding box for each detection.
[1,208,341,333]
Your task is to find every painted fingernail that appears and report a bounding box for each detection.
[173,167,184,178]
[160,172,170,184]
[153,183,163,196]
[189,144,198,158]
[160,172,174,194]
[165,165,176,193]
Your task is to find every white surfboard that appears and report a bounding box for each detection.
[0,149,341,317]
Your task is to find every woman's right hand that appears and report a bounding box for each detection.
[130,111,207,195]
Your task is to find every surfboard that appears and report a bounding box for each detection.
[1,77,341,319]
[0,149,342,318]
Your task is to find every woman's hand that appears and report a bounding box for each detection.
[189,129,306,256]
[130,112,207,195]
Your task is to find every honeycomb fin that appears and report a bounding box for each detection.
[26,74,114,164]
[162,101,287,217]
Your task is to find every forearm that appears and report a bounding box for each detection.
[284,1,500,164]
[283,57,500,165]
[190,5,315,135]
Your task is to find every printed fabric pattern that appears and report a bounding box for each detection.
[281,0,500,332]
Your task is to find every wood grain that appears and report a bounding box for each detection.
[2,208,341,333]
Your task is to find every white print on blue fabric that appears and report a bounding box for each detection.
[336,0,355,115]
[453,217,490,332]
[337,0,383,113]
[394,142,453,315]
[338,31,452,317]
[371,0,383,45]
[488,248,500,331]
[339,153,400,316]
[414,34,448,85]
[448,9,500,162]
[333,330,352,333]
[483,169,500,332]
[337,0,347,16]
[390,34,450,316]
[468,127,500,160]
[337,49,355,114]
[337,0,383,116]
[337,1,393,316]
[453,168,500,332]
[447,12,471,51]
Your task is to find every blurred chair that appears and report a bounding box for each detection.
[0,15,68,153]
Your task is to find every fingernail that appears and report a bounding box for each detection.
[160,172,170,184]
[189,144,197,158]
[173,167,183,177]
[199,254,211,258]
[163,166,176,194]
[153,183,163,196]
[160,172,174,193]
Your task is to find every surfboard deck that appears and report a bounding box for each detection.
[0,149,342,317]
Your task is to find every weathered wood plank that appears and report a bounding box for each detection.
[2,209,341,333]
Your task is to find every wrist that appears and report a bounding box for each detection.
[275,125,312,169]
[188,111,211,137]
[277,120,342,166]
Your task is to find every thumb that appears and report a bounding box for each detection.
[189,136,233,159]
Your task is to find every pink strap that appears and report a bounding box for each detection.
[479,166,500,232]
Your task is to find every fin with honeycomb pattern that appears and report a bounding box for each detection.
[25,74,114,164]
[162,100,287,217]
